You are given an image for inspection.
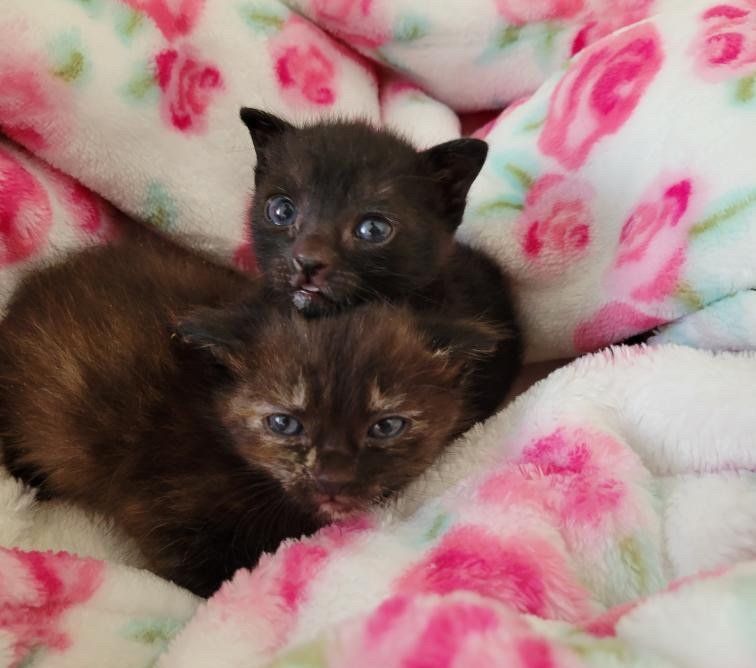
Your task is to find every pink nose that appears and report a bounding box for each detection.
[293,254,328,283]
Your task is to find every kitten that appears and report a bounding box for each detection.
[0,226,505,596]
[240,108,522,418]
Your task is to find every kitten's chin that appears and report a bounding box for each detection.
[312,496,366,522]
[291,288,340,315]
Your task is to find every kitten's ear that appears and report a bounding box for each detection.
[171,307,248,373]
[419,315,508,365]
[420,138,488,228]
[239,107,294,162]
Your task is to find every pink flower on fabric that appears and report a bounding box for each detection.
[611,178,692,303]
[0,548,103,664]
[0,146,53,266]
[48,170,120,242]
[155,46,223,133]
[310,0,390,49]
[517,174,593,271]
[573,302,665,351]
[121,0,205,41]
[479,427,634,530]
[540,23,663,169]
[0,62,72,153]
[574,177,695,351]
[397,525,591,620]
[495,0,584,25]
[693,2,756,80]
[570,0,655,55]
[270,16,340,107]
[519,428,627,527]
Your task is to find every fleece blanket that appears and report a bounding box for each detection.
[3,345,756,667]
[0,0,756,667]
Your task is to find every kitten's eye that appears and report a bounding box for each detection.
[355,216,393,243]
[265,414,303,436]
[265,195,297,227]
[368,417,407,439]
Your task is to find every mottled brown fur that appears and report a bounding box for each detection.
[0,225,505,596]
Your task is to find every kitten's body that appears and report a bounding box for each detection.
[242,111,521,417]
[0,227,503,596]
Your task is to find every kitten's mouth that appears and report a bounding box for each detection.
[291,284,336,312]
[313,493,363,520]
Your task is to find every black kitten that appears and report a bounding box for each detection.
[240,108,521,417]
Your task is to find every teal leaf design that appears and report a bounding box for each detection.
[423,512,450,542]
[114,6,145,43]
[122,60,158,102]
[496,25,521,49]
[143,181,178,230]
[68,0,104,17]
[394,14,428,43]
[735,74,756,103]
[505,163,534,191]
[689,190,756,238]
[475,198,524,217]
[266,638,328,667]
[238,1,289,35]
[49,30,90,84]
[121,617,183,645]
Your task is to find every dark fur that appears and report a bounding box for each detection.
[0,226,505,596]
[241,109,522,417]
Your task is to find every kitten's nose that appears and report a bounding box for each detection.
[314,478,346,498]
[293,254,328,280]
[314,466,352,498]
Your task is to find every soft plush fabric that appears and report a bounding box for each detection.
[155,344,756,668]
[1,1,756,667]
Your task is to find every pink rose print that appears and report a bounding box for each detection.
[122,0,205,41]
[155,46,223,133]
[611,178,693,303]
[397,525,592,621]
[0,548,103,664]
[692,2,756,81]
[495,0,584,25]
[540,23,663,170]
[518,428,627,528]
[0,146,53,266]
[0,58,72,153]
[270,16,340,107]
[570,0,655,55]
[573,301,665,352]
[311,0,390,49]
[517,174,593,273]
[46,167,120,243]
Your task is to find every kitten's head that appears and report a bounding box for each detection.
[175,303,506,520]
[240,108,488,315]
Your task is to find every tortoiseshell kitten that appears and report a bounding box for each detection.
[0,226,507,596]
[240,108,522,418]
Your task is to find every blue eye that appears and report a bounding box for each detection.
[368,417,407,439]
[266,414,303,436]
[265,195,297,226]
[355,216,393,243]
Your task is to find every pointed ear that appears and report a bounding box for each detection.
[171,306,251,373]
[419,315,509,366]
[420,138,488,228]
[239,107,294,165]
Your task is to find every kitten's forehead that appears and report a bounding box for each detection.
[273,123,421,196]
[239,308,456,416]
